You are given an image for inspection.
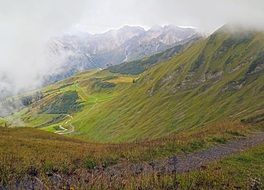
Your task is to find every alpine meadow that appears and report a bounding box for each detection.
[0,1,264,189]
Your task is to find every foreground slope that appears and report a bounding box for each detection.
[1,125,264,189]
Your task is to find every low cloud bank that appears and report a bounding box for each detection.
[0,0,86,99]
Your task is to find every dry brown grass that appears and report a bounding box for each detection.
[0,120,253,188]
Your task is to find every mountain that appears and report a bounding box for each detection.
[107,35,200,75]
[6,25,264,143]
[86,25,263,142]
[45,25,199,83]
[120,25,198,61]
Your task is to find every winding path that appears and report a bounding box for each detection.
[54,97,98,135]
[55,115,74,135]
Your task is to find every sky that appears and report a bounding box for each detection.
[76,0,264,34]
[0,0,264,98]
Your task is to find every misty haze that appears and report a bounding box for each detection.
[0,0,264,189]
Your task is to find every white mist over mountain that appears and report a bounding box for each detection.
[0,0,264,100]
[0,0,86,98]
[76,0,264,34]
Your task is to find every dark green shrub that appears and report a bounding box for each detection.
[84,156,97,169]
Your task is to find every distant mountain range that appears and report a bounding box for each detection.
[44,25,200,83]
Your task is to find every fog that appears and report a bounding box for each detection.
[77,0,264,34]
[0,0,86,98]
[0,0,264,100]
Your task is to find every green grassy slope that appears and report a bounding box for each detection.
[0,118,6,127]
[4,69,137,133]
[70,26,264,142]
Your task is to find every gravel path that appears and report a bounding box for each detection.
[8,132,264,189]
[104,132,264,175]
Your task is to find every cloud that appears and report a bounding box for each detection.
[0,0,86,97]
[78,0,264,34]
[0,0,264,100]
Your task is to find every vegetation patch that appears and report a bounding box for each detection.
[106,76,135,84]
[247,51,264,75]
[0,118,6,127]
[241,113,264,125]
[84,156,97,169]
[41,91,82,114]
[190,51,205,71]
[20,91,43,106]
[89,78,116,91]
[35,114,66,128]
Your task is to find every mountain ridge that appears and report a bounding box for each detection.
[69,26,264,142]
[44,25,199,83]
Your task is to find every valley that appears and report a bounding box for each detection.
[10,25,264,142]
[1,25,264,189]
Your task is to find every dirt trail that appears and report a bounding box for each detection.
[103,132,264,175]
[55,98,98,135]
[9,132,264,189]
[55,115,74,135]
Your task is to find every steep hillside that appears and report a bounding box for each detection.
[107,36,199,75]
[69,26,264,142]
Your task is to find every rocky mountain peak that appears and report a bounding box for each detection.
[45,25,200,84]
